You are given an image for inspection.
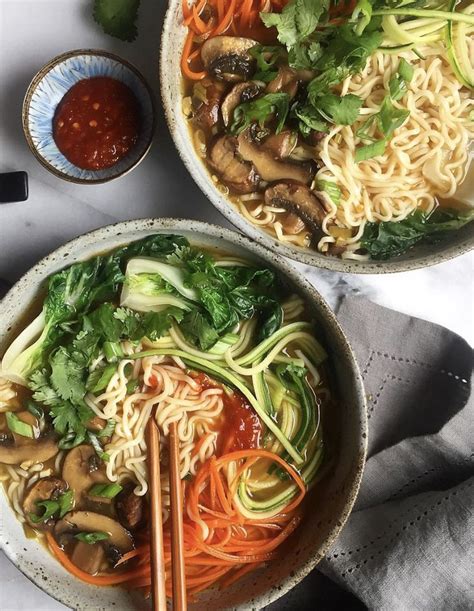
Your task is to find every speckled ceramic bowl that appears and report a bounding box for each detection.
[0,219,367,610]
[23,49,155,184]
[160,0,474,273]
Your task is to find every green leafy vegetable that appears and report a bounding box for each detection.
[293,104,328,135]
[288,40,322,70]
[308,27,382,101]
[180,310,220,351]
[88,483,123,499]
[93,0,140,42]
[249,45,286,81]
[361,208,474,259]
[6,412,34,438]
[260,0,329,47]
[231,93,290,135]
[75,531,110,544]
[315,93,363,125]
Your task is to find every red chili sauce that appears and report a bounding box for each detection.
[193,373,262,452]
[53,77,141,170]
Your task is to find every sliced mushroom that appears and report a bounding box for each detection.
[237,129,314,184]
[201,36,257,82]
[62,445,108,506]
[283,213,306,234]
[221,82,263,127]
[70,540,106,575]
[265,183,330,235]
[261,131,298,159]
[116,484,144,531]
[23,477,67,530]
[209,135,260,194]
[0,411,58,465]
[55,511,134,553]
[192,78,227,132]
[266,67,299,99]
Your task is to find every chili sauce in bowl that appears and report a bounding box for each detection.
[23,50,155,184]
[53,77,141,171]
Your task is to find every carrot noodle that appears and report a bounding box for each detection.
[47,448,307,597]
[180,0,286,80]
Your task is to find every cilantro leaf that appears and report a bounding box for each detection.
[230,93,290,135]
[50,347,87,405]
[93,0,140,42]
[261,0,329,47]
[288,40,323,70]
[315,94,363,125]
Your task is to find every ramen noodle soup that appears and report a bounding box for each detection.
[180,0,474,260]
[0,233,330,600]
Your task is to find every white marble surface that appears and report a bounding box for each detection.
[0,1,473,610]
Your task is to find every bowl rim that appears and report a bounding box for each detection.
[22,48,156,185]
[0,217,367,610]
[159,0,474,274]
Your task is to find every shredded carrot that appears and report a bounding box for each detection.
[181,30,208,80]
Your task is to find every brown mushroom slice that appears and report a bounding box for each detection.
[237,130,314,184]
[265,183,330,235]
[62,445,109,506]
[116,484,144,531]
[266,67,299,99]
[283,213,306,234]
[70,540,107,575]
[55,511,134,553]
[23,477,68,530]
[261,131,298,159]
[192,78,227,132]
[201,36,257,82]
[0,411,58,465]
[209,136,260,194]
[221,82,263,127]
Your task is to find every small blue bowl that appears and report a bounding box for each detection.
[22,49,155,184]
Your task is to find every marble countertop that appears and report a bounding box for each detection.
[0,1,472,609]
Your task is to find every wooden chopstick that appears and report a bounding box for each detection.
[147,417,167,611]
[169,421,187,610]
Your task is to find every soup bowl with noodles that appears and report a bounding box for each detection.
[161,0,474,272]
[0,219,366,610]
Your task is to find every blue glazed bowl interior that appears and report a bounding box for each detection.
[26,51,154,182]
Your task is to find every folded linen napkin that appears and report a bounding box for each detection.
[269,296,474,611]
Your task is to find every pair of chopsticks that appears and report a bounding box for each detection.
[148,418,187,611]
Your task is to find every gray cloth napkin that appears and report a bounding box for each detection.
[270,296,474,611]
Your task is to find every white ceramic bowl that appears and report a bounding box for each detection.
[0,219,367,610]
[160,1,474,273]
